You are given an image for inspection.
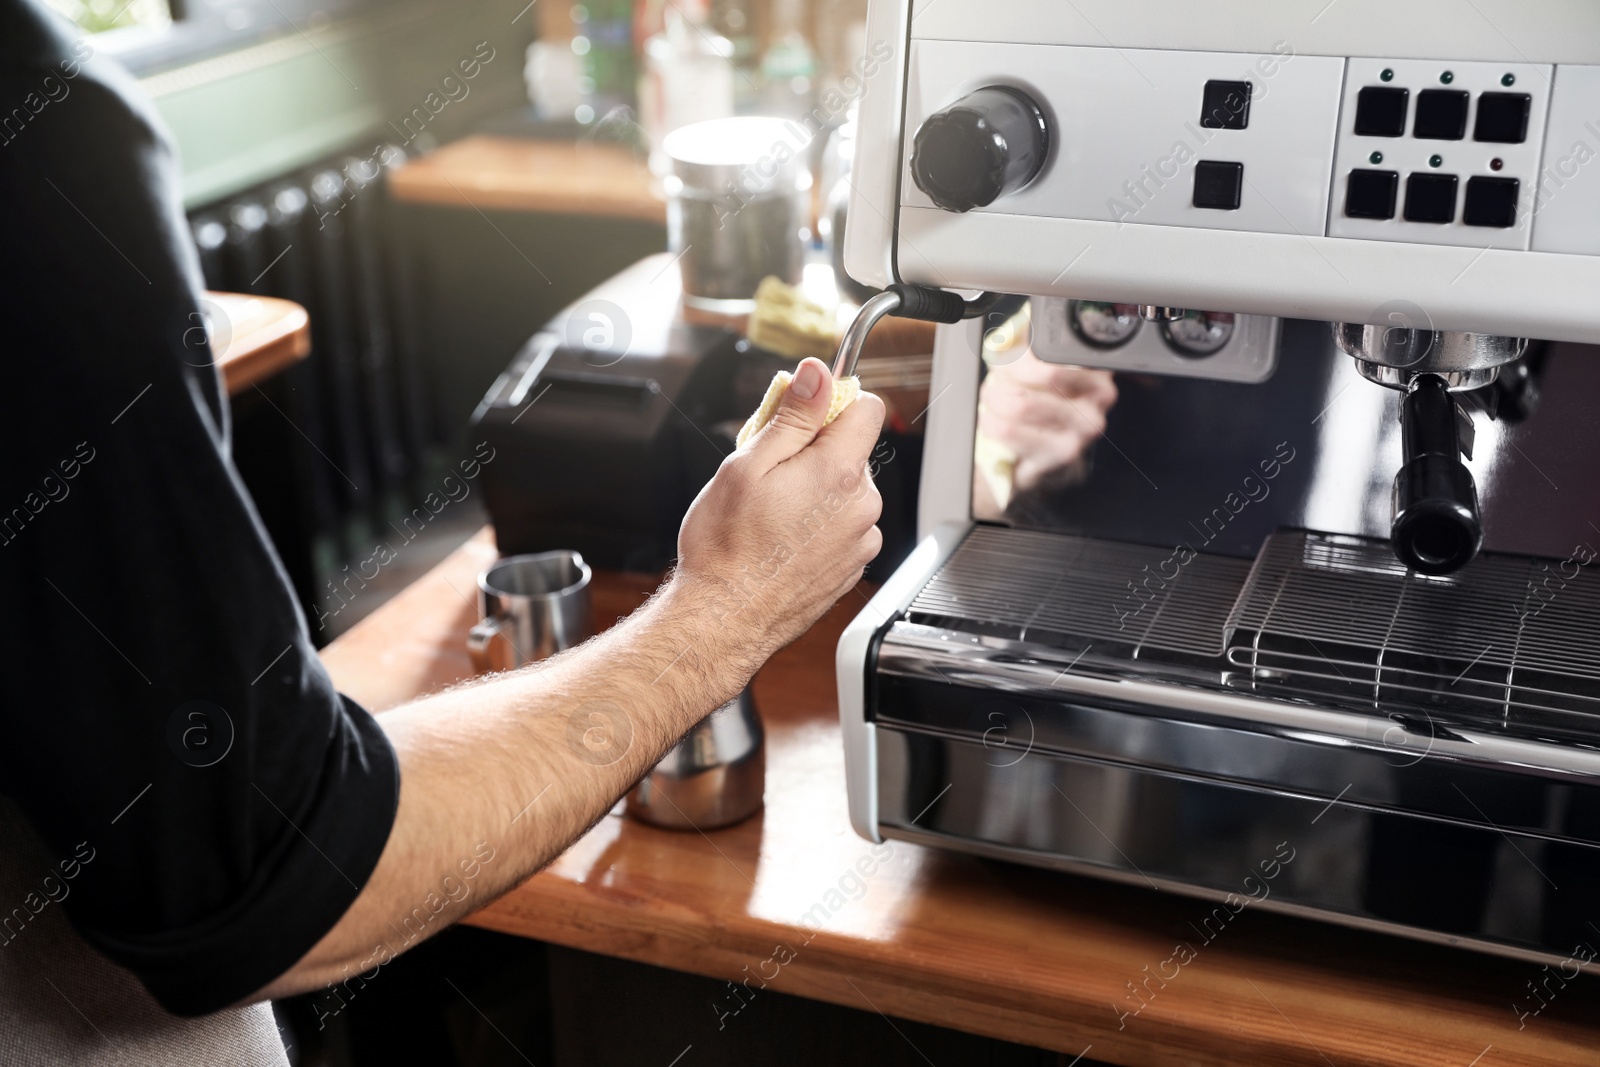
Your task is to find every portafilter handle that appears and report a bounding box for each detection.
[1392,374,1483,575]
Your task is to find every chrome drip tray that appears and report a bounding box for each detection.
[902,525,1600,743]
[868,525,1600,969]
[905,525,1251,660]
[1227,531,1600,738]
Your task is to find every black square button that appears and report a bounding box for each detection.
[1414,89,1470,139]
[1345,169,1399,219]
[1193,160,1243,210]
[1404,172,1459,222]
[1475,92,1532,143]
[1464,176,1519,227]
[1201,80,1252,130]
[1354,86,1409,137]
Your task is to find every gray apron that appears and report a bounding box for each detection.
[0,800,289,1066]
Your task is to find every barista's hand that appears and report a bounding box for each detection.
[269,362,879,1006]
[673,358,885,673]
[979,349,1118,492]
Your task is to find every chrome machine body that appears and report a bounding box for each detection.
[838,0,1600,966]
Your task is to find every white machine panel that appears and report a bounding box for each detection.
[843,0,1600,342]
[904,0,1600,64]
[901,41,1346,236]
[1532,63,1600,255]
[1326,58,1552,249]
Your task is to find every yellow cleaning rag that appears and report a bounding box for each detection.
[746,276,841,361]
[735,371,861,449]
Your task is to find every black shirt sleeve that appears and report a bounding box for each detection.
[0,2,400,1016]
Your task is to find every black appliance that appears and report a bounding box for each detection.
[476,254,927,575]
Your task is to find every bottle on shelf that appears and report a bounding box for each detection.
[710,0,760,114]
[638,0,736,171]
[759,0,818,119]
[571,0,637,125]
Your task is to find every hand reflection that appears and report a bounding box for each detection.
[974,348,1117,519]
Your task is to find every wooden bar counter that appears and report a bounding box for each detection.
[322,530,1600,1067]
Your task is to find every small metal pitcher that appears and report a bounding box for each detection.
[468,551,592,672]
[626,688,765,830]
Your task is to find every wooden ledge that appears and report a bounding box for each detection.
[205,291,311,396]
[388,135,665,224]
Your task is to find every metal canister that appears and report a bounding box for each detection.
[626,687,765,830]
[663,116,810,313]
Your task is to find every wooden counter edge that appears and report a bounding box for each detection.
[390,178,668,224]
[467,887,1409,1067]
[387,135,667,224]
[207,292,311,396]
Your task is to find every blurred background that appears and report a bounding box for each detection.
[64,0,879,645]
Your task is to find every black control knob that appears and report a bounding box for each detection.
[910,86,1049,213]
[1391,374,1483,575]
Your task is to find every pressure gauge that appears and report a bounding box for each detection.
[1068,301,1142,349]
[1162,311,1235,357]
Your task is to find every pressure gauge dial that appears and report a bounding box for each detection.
[909,86,1050,213]
[1162,312,1236,357]
[1069,301,1142,349]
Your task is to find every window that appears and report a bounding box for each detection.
[41,0,172,34]
[62,0,391,77]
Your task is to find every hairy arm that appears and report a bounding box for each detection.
[255,358,885,1002]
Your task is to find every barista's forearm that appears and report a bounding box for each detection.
[254,576,747,1002]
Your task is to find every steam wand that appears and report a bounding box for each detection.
[831,285,1001,379]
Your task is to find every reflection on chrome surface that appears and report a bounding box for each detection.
[873,318,1600,966]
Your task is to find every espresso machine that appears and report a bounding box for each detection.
[834,0,1600,965]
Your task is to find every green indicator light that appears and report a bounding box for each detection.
[1441,71,1455,84]
[1380,68,1394,82]
[1369,151,1384,164]
[1429,154,1443,168]
[1502,73,1516,87]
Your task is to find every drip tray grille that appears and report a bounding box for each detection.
[908,526,1600,736]
[907,526,1251,658]
[1226,531,1600,729]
